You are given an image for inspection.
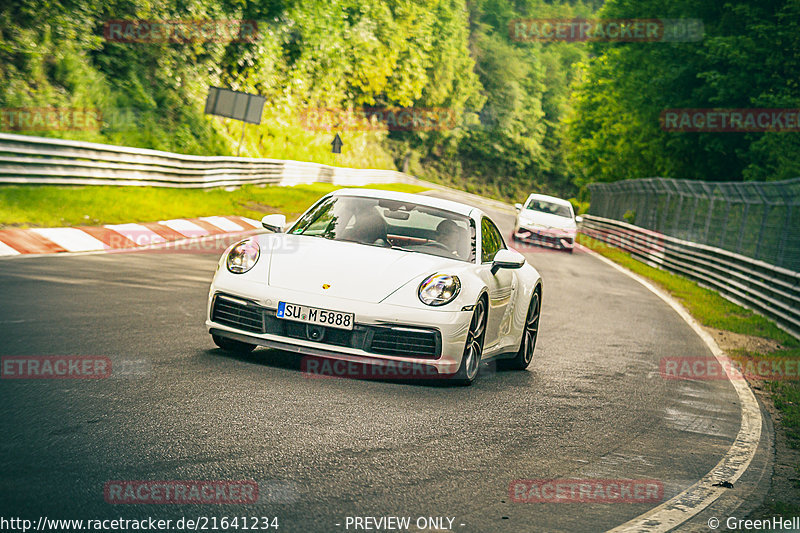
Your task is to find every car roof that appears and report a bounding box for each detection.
[330,188,479,217]
[526,193,573,208]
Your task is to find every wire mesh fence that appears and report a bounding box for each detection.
[587,177,800,272]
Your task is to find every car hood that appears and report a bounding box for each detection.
[265,234,460,303]
[519,210,576,230]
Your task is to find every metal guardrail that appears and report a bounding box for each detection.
[579,214,800,339]
[587,177,800,272]
[0,132,419,188]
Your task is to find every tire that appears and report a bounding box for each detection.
[501,289,540,371]
[212,334,256,354]
[450,298,487,385]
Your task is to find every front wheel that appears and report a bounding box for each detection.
[212,334,256,354]
[450,299,487,385]
[501,289,540,370]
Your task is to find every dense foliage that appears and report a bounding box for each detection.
[1,0,795,202]
[568,0,800,185]
[0,0,593,201]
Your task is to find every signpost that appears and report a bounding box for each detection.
[331,133,343,154]
[204,87,266,156]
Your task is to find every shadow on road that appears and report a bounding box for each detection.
[205,347,536,389]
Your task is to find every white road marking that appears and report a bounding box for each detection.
[199,216,244,232]
[238,217,262,229]
[104,223,166,246]
[0,239,21,256]
[577,244,763,533]
[29,228,106,252]
[159,219,209,237]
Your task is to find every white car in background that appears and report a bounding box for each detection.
[206,189,543,385]
[513,194,580,253]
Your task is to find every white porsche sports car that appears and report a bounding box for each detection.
[513,193,579,252]
[206,189,542,385]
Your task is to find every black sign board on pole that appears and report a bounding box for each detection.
[204,87,265,125]
[205,87,266,156]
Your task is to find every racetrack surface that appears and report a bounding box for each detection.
[0,191,760,531]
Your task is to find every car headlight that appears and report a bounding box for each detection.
[226,239,260,274]
[418,274,461,306]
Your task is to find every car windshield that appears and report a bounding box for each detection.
[525,199,573,218]
[289,195,475,262]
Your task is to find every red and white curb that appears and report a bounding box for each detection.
[0,216,262,257]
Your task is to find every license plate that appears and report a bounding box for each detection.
[276,302,354,330]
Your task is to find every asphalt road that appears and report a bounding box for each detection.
[0,190,757,532]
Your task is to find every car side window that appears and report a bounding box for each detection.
[292,197,336,236]
[481,217,506,263]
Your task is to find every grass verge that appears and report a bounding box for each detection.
[0,183,430,228]
[577,233,800,514]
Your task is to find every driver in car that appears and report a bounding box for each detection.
[339,201,388,246]
[435,219,466,259]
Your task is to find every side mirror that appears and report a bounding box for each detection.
[491,249,526,275]
[261,214,286,233]
[514,203,523,212]
[575,215,583,224]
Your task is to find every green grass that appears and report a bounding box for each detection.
[771,379,800,445]
[0,183,430,228]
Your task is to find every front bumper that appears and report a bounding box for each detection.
[514,227,575,249]
[210,327,446,378]
[206,289,472,376]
